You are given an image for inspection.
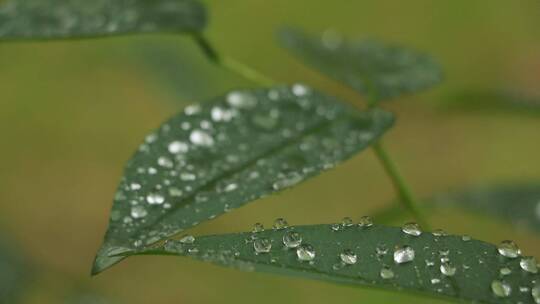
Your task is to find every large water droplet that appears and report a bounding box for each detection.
[497,240,521,258]
[394,246,415,264]
[292,83,311,97]
[273,218,289,230]
[253,238,272,254]
[519,256,538,274]
[402,222,422,236]
[190,129,214,147]
[358,216,373,228]
[283,231,302,248]
[491,280,511,298]
[296,244,316,262]
[341,217,353,228]
[340,249,358,265]
[146,192,164,205]
[380,266,394,279]
[130,205,147,219]
[440,262,456,276]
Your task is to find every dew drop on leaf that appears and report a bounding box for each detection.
[146,192,165,205]
[432,229,447,237]
[499,267,511,276]
[497,240,521,258]
[253,238,272,254]
[394,246,415,264]
[130,205,147,219]
[380,266,394,279]
[491,280,511,298]
[168,140,189,154]
[532,283,540,304]
[179,235,195,244]
[189,129,214,147]
[283,231,302,248]
[461,235,471,242]
[339,249,357,265]
[358,216,373,228]
[252,223,264,233]
[273,218,289,230]
[296,244,316,262]
[341,217,353,228]
[401,222,422,236]
[440,262,456,276]
[519,256,538,274]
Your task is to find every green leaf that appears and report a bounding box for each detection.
[92,85,395,275]
[0,0,206,41]
[278,28,443,101]
[124,223,540,304]
[432,183,540,233]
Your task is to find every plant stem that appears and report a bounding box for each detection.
[192,33,275,86]
[372,142,430,229]
[191,31,430,229]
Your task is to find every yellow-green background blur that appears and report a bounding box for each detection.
[1,1,540,303]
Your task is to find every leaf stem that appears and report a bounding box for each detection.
[192,33,275,86]
[371,141,430,229]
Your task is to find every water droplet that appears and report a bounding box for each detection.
[211,106,235,122]
[292,83,311,97]
[273,218,289,230]
[461,235,471,241]
[394,246,415,264]
[184,104,201,115]
[431,278,441,284]
[341,217,353,227]
[339,249,357,265]
[179,235,195,244]
[519,256,538,274]
[130,205,147,219]
[440,262,456,276]
[157,156,173,168]
[331,223,341,231]
[376,245,388,258]
[532,283,540,304]
[499,267,512,276]
[380,266,394,279]
[272,173,303,190]
[129,183,141,190]
[168,141,188,154]
[432,229,447,237]
[497,240,521,258]
[283,231,302,248]
[358,216,373,228]
[491,280,511,298]
[296,244,316,262]
[252,223,264,233]
[226,91,257,108]
[402,222,422,236]
[169,187,183,197]
[190,129,214,147]
[224,183,238,192]
[253,238,272,254]
[146,192,164,205]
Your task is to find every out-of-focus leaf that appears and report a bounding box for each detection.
[0,237,32,303]
[432,183,540,233]
[278,28,443,101]
[0,0,206,41]
[125,223,540,304]
[443,90,540,114]
[92,85,395,275]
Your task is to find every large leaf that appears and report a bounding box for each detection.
[279,28,443,101]
[0,0,206,41]
[432,183,540,233]
[123,223,540,304]
[92,85,395,274]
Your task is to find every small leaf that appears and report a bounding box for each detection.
[126,224,540,304]
[433,183,540,233]
[92,85,395,274]
[278,28,443,101]
[0,0,206,41]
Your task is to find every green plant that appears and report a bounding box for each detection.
[1,1,538,303]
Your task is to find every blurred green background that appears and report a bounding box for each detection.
[1,0,540,303]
